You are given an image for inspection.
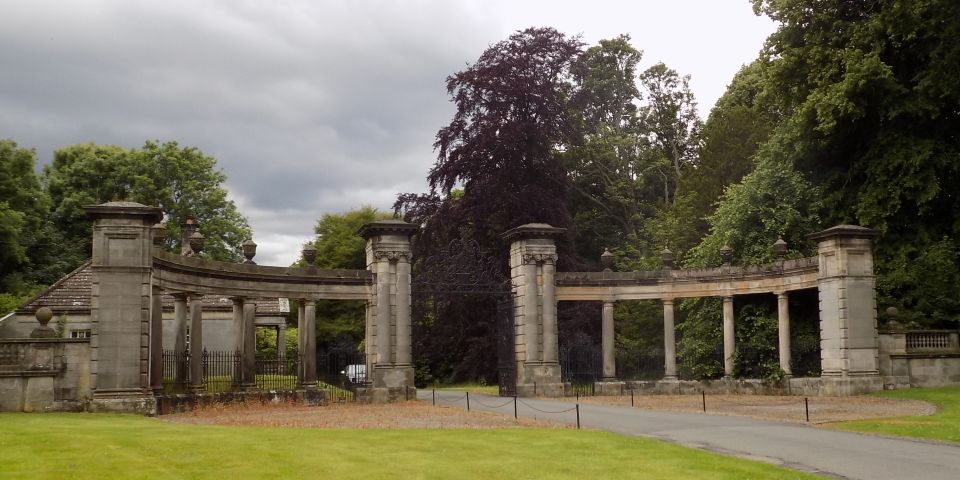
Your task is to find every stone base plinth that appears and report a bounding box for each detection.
[91,390,157,415]
[816,375,883,396]
[155,389,327,415]
[592,381,626,396]
[371,365,414,390]
[516,382,564,397]
[355,386,416,403]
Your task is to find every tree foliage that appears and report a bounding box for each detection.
[748,0,960,326]
[42,140,252,262]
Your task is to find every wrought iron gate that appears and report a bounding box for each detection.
[411,229,516,396]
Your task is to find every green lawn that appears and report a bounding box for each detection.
[0,413,820,479]
[426,382,500,395]
[831,386,960,443]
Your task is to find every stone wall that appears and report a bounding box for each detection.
[0,339,91,412]
[879,330,960,388]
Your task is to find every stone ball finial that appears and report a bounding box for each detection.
[152,223,166,246]
[31,307,57,339]
[35,307,53,326]
[661,247,674,269]
[885,306,899,318]
[242,239,257,264]
[720,245,733,265]
[773,237,787,259]
[600,249,614,271]
[189,231,205,255]
[302,242,317,265]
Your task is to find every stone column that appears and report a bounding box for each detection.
[297,301,306,384]
[723,296,735,377]
[358,219,418,398]
[809,225,882,395]
[232,298,244,353]
[173,294,188,353]
[522,258,540,363]
[276,324,286,359]
[188,295,204,393]
[601,301,616,381]
[777,292,792,376]
[241,300,256,389]
[302,300,317,388]
[503,223,566,397]
[172,293,188,385]
[150,285,163,394]
[662,299,677,380]
[395,254,412,367]
[541,258,558,364]
[375,258,392,365]
[84,201,163,414]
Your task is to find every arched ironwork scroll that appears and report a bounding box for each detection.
[411,228,511,295]
[411,228,515,396]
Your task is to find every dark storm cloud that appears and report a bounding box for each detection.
[1,1,775,265]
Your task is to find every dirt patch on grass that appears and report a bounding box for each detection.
[576,394,936,424]
[163,400,563,429]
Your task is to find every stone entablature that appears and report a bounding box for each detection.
[555,256,818,300]
[152,249,371,300]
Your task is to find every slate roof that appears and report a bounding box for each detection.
[15,261,289,317]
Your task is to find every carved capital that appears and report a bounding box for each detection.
[522,253,558,265]
[374,250,411,262]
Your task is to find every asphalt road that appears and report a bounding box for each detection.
[419,390,960,479]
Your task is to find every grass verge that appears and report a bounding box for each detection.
[426,383,499,395]
[830,386,960,443]
[0,413,820,479]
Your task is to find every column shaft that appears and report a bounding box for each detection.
[777,293,792,375]
[189,295,204,392]
[541,260,558,364]
[395,257,412,366]
[297,302,306,384]
[523,261,540,363]
[376,260,392,365]
[242,301,256,389]
[150,286,163,394]
[173,295,187,353]
[663,299,677,379]
[277,325,286,359]
[302,301,317,387]
[232,298,244,353]
[723,296,735,377]
[602,301,616,380]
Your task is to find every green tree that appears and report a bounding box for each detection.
[751,0,960,326]
[301,206,393,348]
[43,140,252,262]
[0,140,69,296]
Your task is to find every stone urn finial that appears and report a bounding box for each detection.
[773,237,787,260]
[189,231,205,255]
[661,247,674,269]
[720,245,733,266]
[302,242,317,265]
[31,307,57,339]
[152,223,166,246]
[600,249,614,271]
[242,239,257,264]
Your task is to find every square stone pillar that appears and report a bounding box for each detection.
[358,220,418,400]
[809,225,883,395]
[503,223,566,397]
[85,201,163,414]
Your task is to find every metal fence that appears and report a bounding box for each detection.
[616,348,665,381]
[256,354,299,390]
[161,349,241,393]
[317,348,366,402]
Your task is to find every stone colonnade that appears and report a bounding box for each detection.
[509,223,883,397]
[85,202,418,413]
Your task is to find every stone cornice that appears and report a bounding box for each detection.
[357,220,419,239]
[84,201,164,223]
[502,223,566,242]
[808,224,879,241]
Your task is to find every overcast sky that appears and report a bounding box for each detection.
[0,0,776,266]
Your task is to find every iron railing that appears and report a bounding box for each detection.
[255,354,299,390]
